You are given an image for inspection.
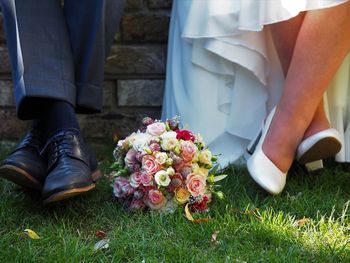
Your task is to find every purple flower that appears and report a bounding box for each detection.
[133,189,145,200]
[180,166,192,178]
[113,177,135,198]
[142,117,154,126]
[125,149,137,169]
[167,117,180,130]
[149,143,161,152]
[135,151,145,162]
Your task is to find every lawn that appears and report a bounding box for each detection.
[0,141,350,262]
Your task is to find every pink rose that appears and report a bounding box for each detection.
[186,173,206,197]
[125,149,137,169]
[144,189,167,210]
[113,177,135,198]
[146,122,166,136]
[130,172,143,188]
[142,155,160,175]
[180,141,198,162]
[141,172,153,186]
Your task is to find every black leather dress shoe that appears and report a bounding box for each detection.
[41,129,102,203]
[0,129,47,190]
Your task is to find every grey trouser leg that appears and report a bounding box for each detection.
[64,0,124,114]
[0,0,124,119]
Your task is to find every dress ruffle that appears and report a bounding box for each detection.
[162,0,350,166]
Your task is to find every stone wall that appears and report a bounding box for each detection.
[0,0,172,142]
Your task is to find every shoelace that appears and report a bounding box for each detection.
[40,131,78,159]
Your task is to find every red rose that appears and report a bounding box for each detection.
[192,195,209,211]
[175,130,195,142]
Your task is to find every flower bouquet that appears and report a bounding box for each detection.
[111,117,227,216]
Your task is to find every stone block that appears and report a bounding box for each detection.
[0,80,14,106]
[147,0,172,9]
[125,0,144,11]
[0,14,5,43]
[0,108,30,141]
[0,46,11,73]
[78,107,161,140]
[105,45,166,75]
[117,79,164,106]
[122,14,170,43]
[102,81,117,109]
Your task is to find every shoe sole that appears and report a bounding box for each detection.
[43,184,96,204]
[0,164,42,190]
[298,137,342,164]
[43,169,103,204]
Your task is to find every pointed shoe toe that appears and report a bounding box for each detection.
[247,148,286,195]
[246,107,287,195]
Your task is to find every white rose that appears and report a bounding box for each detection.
[155,152,168,165]
[132,133,153,152]
[160,131,177,140]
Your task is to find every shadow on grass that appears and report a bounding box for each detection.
[0,142,350,261]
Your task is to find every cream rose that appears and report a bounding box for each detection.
[155,152,168,165]
[199,149,212,166]
[161,137,180,151]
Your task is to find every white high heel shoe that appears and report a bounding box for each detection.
[247,108,287,195]
[296,128,342,171]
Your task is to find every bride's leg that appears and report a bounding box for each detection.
[269,12,330,140]
[264,1,350,172]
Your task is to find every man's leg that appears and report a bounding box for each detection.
[41,0,125,203]
[63,0,125,113]
[0,0,76,120]
[0,0,77,190]
[0,0,100,202]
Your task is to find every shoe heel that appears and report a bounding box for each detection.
[247,130,262,155]
[305,160,323,171]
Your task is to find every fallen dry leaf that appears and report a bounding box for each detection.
[24,229,41,240]
[185,203,195,221]
[293,217,310,227]
[95,230,107,238]
[184,204,211,223]
[211,231,220,244]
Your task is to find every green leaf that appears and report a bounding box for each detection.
[212,174,228,182]
[209,164,220,175]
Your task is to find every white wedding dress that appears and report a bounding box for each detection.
[162,0,350,167]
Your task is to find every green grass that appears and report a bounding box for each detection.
[0,143,350,262]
